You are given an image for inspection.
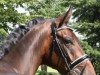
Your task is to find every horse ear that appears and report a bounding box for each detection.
[55,6,72,28]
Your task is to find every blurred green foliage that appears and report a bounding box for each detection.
[72,0,100,48]
[0,29,7,45]
[36,70,60,75]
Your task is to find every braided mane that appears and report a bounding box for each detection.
[0,17,45,59]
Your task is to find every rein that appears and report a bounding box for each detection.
[51,21,89,73]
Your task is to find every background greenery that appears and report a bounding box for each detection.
[0,0,100,74]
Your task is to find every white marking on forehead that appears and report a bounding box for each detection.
[57,26,73,31]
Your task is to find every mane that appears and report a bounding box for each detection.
[0,17,45,59]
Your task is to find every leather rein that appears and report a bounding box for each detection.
[51,21,89,73]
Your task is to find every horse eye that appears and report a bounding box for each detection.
[64,38,73,44]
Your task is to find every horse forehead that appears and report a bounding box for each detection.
[57,26,73,36]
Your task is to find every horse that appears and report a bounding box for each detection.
[0,7,96,75]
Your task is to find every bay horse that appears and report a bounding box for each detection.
[0,7,96,75]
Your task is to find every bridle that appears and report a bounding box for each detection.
[50,21,89,73]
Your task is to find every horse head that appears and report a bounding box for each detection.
[42,7,96,75]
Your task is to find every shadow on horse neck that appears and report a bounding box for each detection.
[0,7,96,75]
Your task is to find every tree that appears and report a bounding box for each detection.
[0,29,7,45]
[0,0,29,32]
[24,0,68,18]
[71,0,100,49]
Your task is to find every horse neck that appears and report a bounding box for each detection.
[0,23,51,75]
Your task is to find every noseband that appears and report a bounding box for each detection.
[51,21,89,73]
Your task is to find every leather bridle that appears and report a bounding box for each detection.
[51,21,89,73]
